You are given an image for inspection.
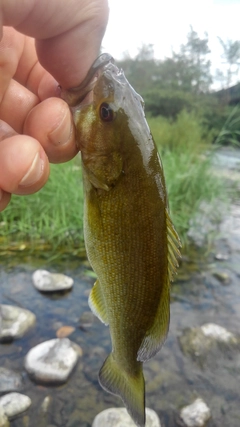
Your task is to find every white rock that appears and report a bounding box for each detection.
[180,398,211,427]
[92,407,161,427]
[201,323,237,343]
[0,305,36,342]
[32,270,73,292]
[24,338,81,383]
[0,393,31,419]
[0,404,9,427]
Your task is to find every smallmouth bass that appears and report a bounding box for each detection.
[62,53,181,427]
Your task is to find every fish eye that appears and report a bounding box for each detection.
[100,103,114,122]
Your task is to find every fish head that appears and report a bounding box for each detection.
[63,54,149,188]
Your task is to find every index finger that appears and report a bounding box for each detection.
[1,0,109,89]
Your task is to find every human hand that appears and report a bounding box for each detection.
[0,0,109,211]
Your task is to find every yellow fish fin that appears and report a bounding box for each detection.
[137,281,170,362]
[83,166,110,191]
[99,354,145,427]
[166,208,181,282]
[88,280,109,325]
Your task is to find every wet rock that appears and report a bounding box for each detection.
[79,311,95,330]
[0,404,9,427]
[0,367,23,394]
[32,270,73,292]
[180,398,211,427]
[0,392,31,419]
[179,323,239,365]
[214,253,229,261]
[56,326,75,338]
[24,338,82,383]
[41,396,52,413]
[0,305,36,342]
[92,407,161,427]
[212,271,231,285]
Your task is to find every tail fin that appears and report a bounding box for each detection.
[98,354,145,427]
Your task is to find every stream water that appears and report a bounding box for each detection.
[0,148,240,427]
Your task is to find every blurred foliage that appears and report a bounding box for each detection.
[117,27,240,145]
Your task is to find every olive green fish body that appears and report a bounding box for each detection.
[67,56,181,427]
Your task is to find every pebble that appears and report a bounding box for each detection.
[0,304,36,342]
[212,271,231,285]
[180,398,211,427]
[24,338,82,383]
[0,392,31,419]
[214,253,229,261]
[56,326,75,338]
[32,270,73,292]
[92,407,161,427]
[0,367,23,394]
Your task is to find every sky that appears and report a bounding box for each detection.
[102,0,240,87]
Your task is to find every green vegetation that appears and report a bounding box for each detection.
[0,111,228,253]
[149,111,226,244]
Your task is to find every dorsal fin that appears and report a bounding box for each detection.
[166,209,181,282]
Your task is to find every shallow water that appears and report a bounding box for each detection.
[0,211,240,427]
[1,145,240,427]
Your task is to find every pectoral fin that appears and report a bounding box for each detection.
[88,279,109,325]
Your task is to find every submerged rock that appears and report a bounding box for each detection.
[0,305,36,342]
[92,407,161,427]
[180,398,211,427]
[212,271,231,285]
[179,323,239,365]
[24,338,82,383]
[32,270,73,292]
[0,367,23,394]
[0,392,31,419]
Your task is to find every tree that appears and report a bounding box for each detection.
[218,38,240,88]
[172,26,212,93]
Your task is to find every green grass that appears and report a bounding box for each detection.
[0,110,229,254]
[0,156,84,252]
[149,111,227,245]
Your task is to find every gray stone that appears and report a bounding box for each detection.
[92,407,161,427]
[0,305,36,342]
[212,271,231,285]
[24,338,81,383]
[0,392,31,419]
[32,270,73,292]
[0,367,23,394]
[180,398,211,427]
[0,404,9,427]
[179,323,239,364]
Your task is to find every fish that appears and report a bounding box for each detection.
[62,53,181,427]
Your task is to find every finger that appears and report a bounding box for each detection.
[0,189,11,212]
[24,97,78,163]
[0,78,39,133]
[0,0,109,88]
[0,131,50,195]
[0,27,58,100]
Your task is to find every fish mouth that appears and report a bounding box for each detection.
[61,53,115,108]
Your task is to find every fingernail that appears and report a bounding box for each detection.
[48,108,73,146]
[19,152,44,187]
